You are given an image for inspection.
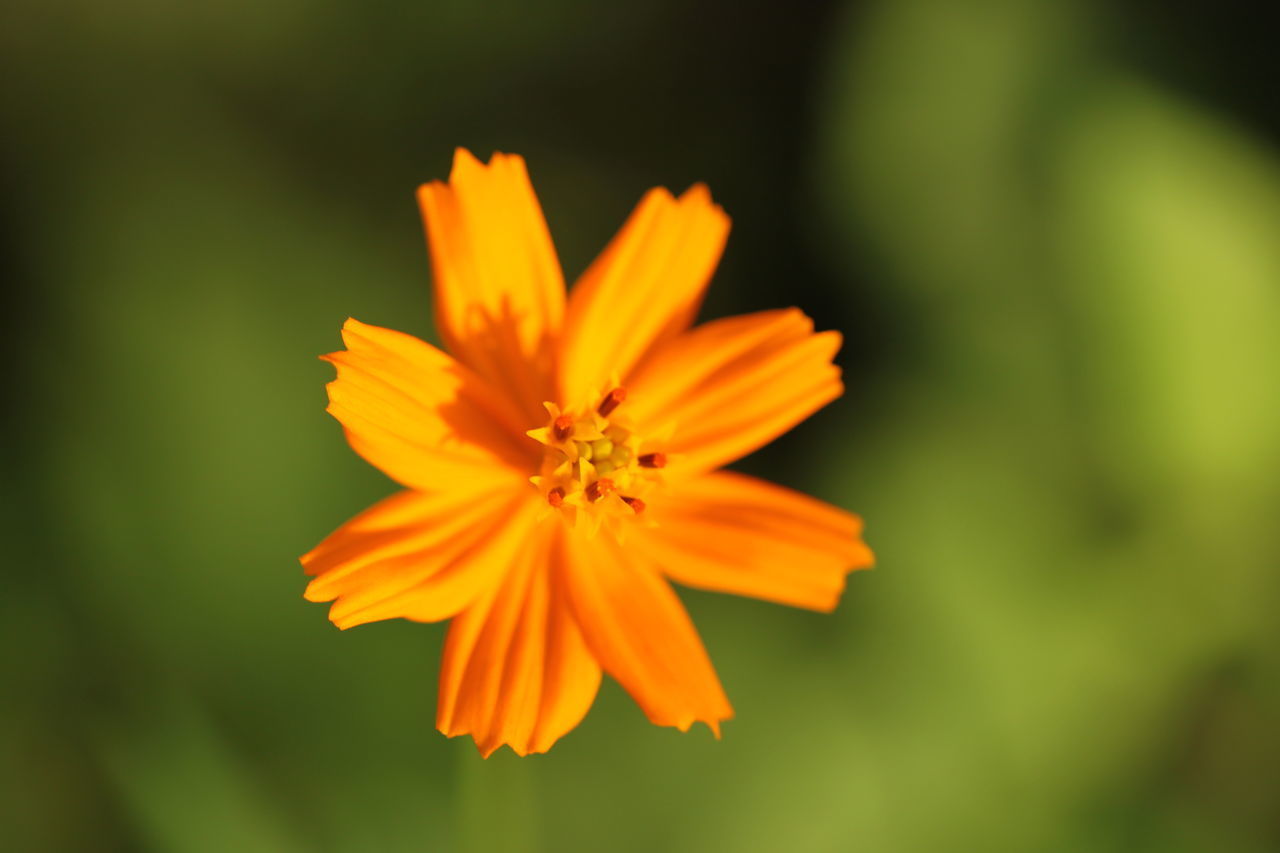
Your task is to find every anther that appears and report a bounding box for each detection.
[597,387,627,417]
[622,496,646,514]
[638,452,667,469]
[547,486,566,508]
[552,415,574,442]
[585,477,616,502]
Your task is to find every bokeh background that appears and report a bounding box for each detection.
[4,0,1279,850]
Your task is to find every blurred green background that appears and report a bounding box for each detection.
[4,0,1279,850]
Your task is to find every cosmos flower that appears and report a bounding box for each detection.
[302,149,874,756]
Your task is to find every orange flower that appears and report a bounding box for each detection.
[302,149,874,756]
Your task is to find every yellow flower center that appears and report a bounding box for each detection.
[525,387,667,536]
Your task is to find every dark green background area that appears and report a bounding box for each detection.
[3,1,1278,851]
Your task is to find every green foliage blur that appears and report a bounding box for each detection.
[3,1,1278,850]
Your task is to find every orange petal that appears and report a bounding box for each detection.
[323,317,534,492]
[302,489,537,630]
[558,184,730,407]
[556,525,733,734]
[631,471,873,612]
[417,149,565,421]
[624,308,843,475]
[437,523,602,757]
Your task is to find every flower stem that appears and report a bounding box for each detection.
[456,742,539,853]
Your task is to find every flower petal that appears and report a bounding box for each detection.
[302,489,537,630]
[624,308,843,475]
[557,525,733,734]
[417,149,565,421]
[631,471,873,612]
[558,184,730,407]
[323,317,534,492]
[437,523,602,757]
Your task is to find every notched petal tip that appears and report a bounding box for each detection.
[680,182,711,202]
[677,182,729,222]
[849,539,877,573]
[301,578,329,603]
[449,146,485,178]
[638,184,677,206]
[414,180,447,213]
[336,315,380,343]
[317,320,366,364]
[447,148,529,187]
[439,728,539,760]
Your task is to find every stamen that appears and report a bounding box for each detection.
[534,392,656,525]
[585,477,616,502]
[638,452,667,469]
[597,387,627,417]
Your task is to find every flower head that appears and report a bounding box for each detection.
[302,149,874,756]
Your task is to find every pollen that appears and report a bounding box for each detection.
[597,387,626,417]
[586,478,616,502]
[639,452,666,469]
[552,415,574,442]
